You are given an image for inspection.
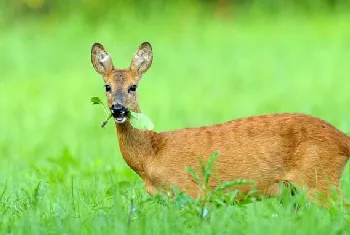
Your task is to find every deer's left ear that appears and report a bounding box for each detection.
[91,43,114,76]
[130,42,153,75]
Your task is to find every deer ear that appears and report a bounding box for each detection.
[130,42,153,75]
[91,43,114,76]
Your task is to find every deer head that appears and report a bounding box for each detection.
[91,42,153,123]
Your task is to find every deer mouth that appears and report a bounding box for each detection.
[115,116,127,124]
[111,109,128,124]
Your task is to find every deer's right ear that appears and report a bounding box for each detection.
[91,43,114,76]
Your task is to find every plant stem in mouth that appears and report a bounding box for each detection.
[101,113,113,128]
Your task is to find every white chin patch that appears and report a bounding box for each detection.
[115,117,127,124]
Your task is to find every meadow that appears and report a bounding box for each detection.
[1,5,350,234]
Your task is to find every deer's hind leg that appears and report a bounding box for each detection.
[286,142,348,206]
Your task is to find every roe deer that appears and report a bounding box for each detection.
[91,42,350,203]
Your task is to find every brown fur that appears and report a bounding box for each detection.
[91,42,350,202]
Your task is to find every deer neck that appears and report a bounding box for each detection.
[115,108,158,178]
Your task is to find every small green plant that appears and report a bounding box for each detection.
[163,151,258,220]
[90,96,154,130]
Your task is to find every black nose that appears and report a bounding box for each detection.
[111,103,125,112]
[111,103,128,115]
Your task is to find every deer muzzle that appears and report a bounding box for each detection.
[111,103,128,124]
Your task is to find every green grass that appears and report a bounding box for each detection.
[1,11,350,234]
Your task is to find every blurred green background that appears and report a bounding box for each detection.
[1,0,350,233]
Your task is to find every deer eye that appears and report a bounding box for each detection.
[104,84,111,93]
[128,85,137,93]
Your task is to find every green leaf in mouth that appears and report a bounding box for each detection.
[128,111,154,131]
